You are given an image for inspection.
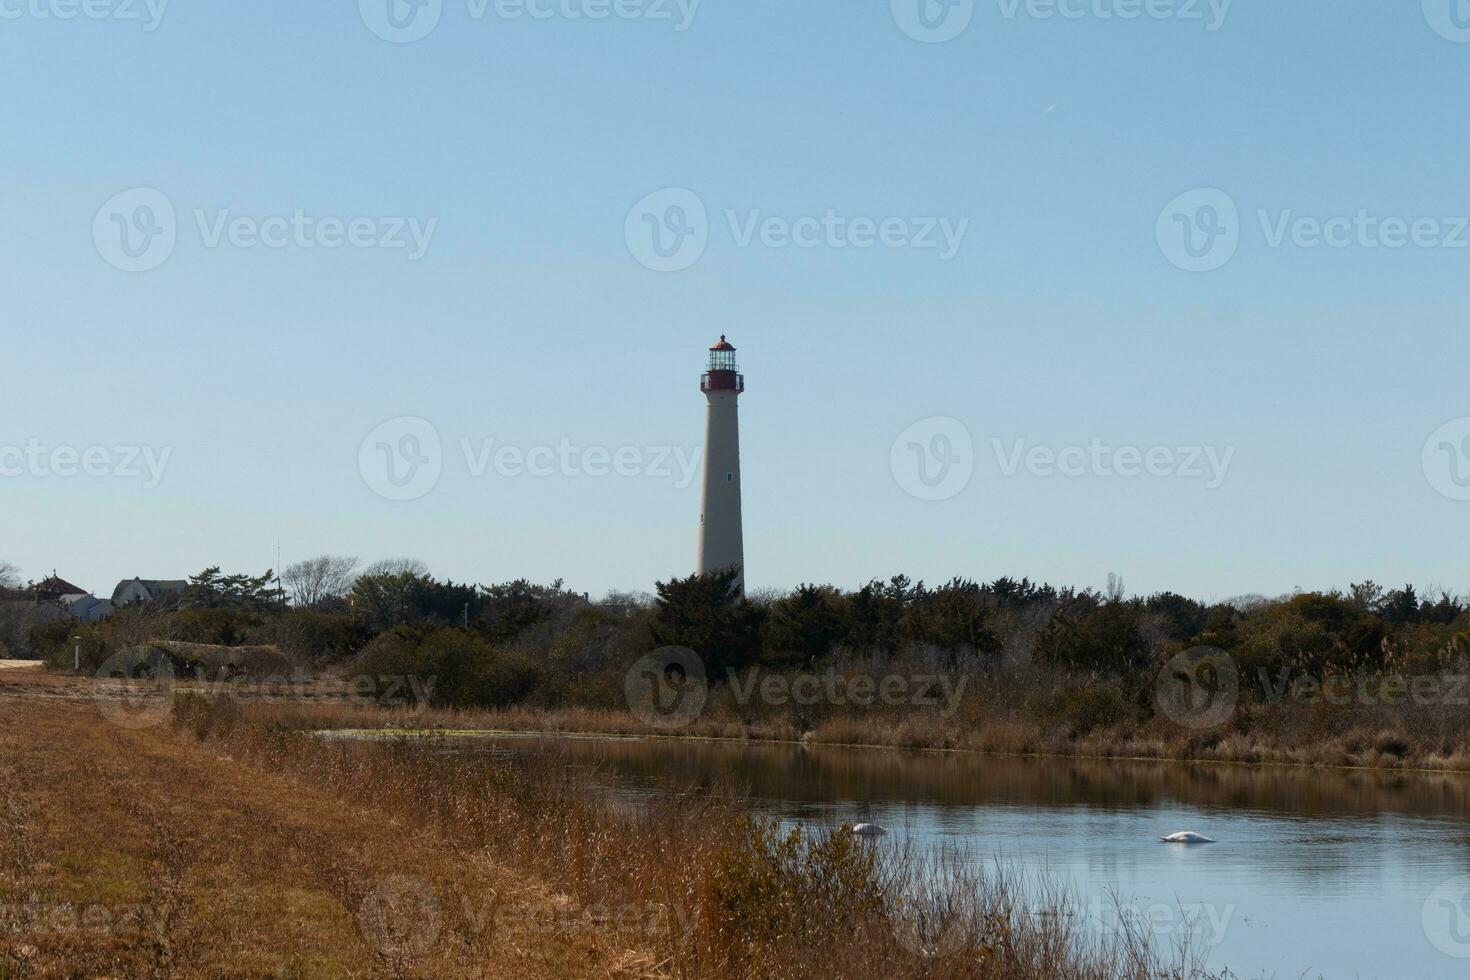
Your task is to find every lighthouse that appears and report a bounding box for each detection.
[697,335,745,591]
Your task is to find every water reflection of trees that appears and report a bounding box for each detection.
[457,735,1470,821]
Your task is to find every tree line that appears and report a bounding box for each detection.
[7,552,1466,714]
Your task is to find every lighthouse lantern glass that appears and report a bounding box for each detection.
[709,349,737,372]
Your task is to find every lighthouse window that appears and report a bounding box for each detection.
[726,473,734,483]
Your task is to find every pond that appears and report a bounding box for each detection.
[437,733,1470,979]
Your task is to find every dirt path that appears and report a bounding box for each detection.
[0,673,661,978]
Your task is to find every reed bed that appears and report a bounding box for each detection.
[170,694,1222,980]
[213,673,1470,775]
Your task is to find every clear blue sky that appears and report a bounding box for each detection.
[3,0,1468,602]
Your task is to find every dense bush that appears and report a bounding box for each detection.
[268,609,372,663]
[354,628,543,708]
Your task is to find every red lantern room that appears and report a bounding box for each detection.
[700,335,745,393]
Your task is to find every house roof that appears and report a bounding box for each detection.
[110,578,188,605]
[35,575,88,597]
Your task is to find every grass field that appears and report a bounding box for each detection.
[0,669,1220,979]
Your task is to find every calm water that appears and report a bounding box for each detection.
[444,734,1470,979]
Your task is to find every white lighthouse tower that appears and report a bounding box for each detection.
[697,335,745,592]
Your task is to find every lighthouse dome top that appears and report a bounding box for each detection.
[701,336,744,393]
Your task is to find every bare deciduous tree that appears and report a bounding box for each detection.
[281,555,358,608]
[360,557,429,579]
[0,560,20,591]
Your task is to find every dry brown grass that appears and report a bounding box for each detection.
[226,676,1470,776]
[0,681,654,978]
[0,673,1217,979]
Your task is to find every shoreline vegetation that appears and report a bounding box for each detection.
[7,561,1470,777]
[0,673,1228,978]
[281,688,1470,775]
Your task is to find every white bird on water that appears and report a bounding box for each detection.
[851,823,888,838]
[1160,831,1215,844]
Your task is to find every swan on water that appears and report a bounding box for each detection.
[851,823,888,837]
[1160,831,1215,844]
